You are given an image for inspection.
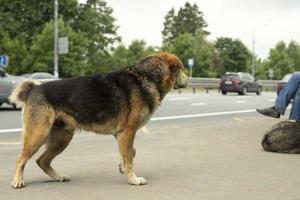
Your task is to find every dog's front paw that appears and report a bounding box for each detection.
[55,174,71,182]
[128,176,147,185]
[11,178,25,189]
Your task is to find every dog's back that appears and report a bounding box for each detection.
[262,121,300,153]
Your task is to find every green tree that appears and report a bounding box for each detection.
[265,41,289,79]
[162,2,209,46]
[0,0,78,44]
[73,0,120,72]
[0,0,121,76]
[264,40,300,79]
[215,37,252,76]
[24,19,89,77]
[0,33,29,74]
[254,58,267,79]
[170,33,215,77]
[162,8,176,45]
[286,40,300,72]
[127,40,156,64]
[110,44,129,70]
[109,40,156,71]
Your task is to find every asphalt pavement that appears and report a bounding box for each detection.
[0,91,299,200]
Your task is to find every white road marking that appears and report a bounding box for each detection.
[0,141,21,145]
[166,97,190,101]
[235,100,246,104]
[233,117,243,122]
[150,109,256,121]
[237,96,251,99]
[267,99,276,102]
[0,128,22,133]
[191,102,207,106]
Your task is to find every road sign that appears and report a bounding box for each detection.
[188,58,194,78]
[58,37,69,54]
[268,69,274,79]
[188,58,194,68]
[0,55,9,67]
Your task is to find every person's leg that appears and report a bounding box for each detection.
[275,72,300,115]
[289,84,300,121]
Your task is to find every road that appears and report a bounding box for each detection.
[1,91,300,200]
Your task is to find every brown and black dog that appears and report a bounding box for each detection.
[9,52,188,189]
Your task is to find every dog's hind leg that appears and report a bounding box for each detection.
[36,127,74,182]
[11,106,54,189]
[116,127,147,185]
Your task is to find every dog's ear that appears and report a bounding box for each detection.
[168,56,184,73]
[157,52,184,73]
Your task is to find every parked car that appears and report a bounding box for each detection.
[22,72,58,83]
[0,68,25,108]
[276,73,292,95]
[220,72,263,95]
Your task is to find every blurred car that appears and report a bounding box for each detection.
[0,68,25,108]
[276,73,292,95]
[220,72,263,95]
[22,72,58,83]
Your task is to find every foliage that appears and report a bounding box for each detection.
[286,41,300,72]
[0,0,78,44]
[110,40,157,70]
[167,33,215,77]
[0,0,299,79]
[73,0,120,73]
[254,59,268,79]
[162,2,209,46]
[264,40,300,79]
[0,33,28,74]
[0,0,120,77]
[161,8,176,45]
[214,37,252,76]
[110,44,129,70]
[23,19,89,77]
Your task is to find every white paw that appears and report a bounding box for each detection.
[56,174,71,182]
[128,176,147,185]
[11,178,25,189]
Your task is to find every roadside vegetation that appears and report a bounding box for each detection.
[0,0,299,79]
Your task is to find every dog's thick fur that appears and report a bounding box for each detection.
[9,52,188,189]
[262,120,300,153]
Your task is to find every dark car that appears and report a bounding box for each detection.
[220,72,263,95]
[0,68,25,108]
[276,73,292,95]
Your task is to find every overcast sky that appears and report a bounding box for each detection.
[84,0,300,59]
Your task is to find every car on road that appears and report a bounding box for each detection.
[0,68,25,108]
[22,72,58,83]
[220,72,263,95]
[276,73,292,95]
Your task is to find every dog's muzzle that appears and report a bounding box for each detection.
[174,81,188,89]
[174,71,188,89]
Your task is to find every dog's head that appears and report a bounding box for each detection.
[153,52,188,90]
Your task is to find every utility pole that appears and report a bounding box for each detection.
[251,34,255,77]
[54,0,59,78]
[251,19,272,78]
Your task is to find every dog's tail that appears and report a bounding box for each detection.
[9,80,40,107]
